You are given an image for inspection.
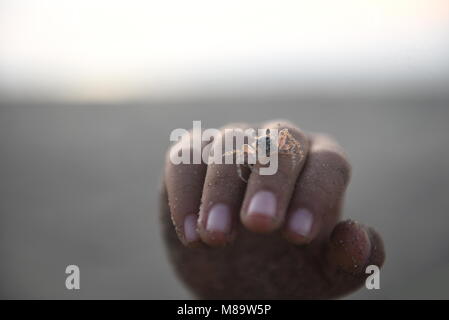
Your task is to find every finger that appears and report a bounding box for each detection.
[164,130,207,246]
[241,120,309,233]
[197,124,251,246]
[283,133,351,244]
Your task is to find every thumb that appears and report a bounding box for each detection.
[327,220,385,274]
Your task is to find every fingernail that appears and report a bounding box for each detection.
[184,214,199,242]
[288,209,313,236]
[248,191,277,217]
[206,204,231,233]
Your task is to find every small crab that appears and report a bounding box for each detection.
[224,128,304,182]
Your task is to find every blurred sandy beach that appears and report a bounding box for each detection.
[1,92,449,299]
[1,0,449,299]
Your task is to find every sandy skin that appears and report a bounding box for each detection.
[160,120,385,299]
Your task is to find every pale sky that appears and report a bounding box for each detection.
[0,0,448,101]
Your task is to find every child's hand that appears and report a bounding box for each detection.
[160,120,385,299]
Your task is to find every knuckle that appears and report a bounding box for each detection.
[312,149,351,186]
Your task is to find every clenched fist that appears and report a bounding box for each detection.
[160,120,385,299]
